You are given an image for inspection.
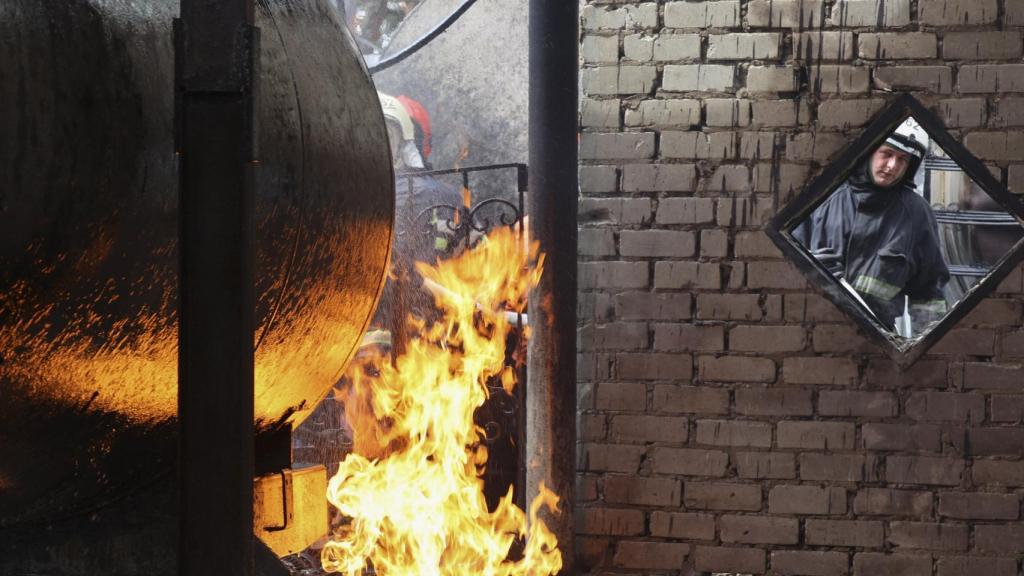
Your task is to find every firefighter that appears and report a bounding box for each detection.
[373,93,463,353]
[793,129,950,335]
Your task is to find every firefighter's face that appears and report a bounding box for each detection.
[870,145,912,188]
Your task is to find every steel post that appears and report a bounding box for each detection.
[176,1,257,574]
[526,0,578,572]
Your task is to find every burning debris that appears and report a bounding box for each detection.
[319,227,562,575]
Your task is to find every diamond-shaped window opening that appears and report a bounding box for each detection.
[768,94,1024,367]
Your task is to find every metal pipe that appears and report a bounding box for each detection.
[526,0,578,571]
[176,0,257,574]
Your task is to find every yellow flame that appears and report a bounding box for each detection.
[321,226,561,576]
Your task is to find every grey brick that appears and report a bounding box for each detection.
[653,34,702,62]
[704,165,750,192]
[862,423,941,452]
[735,452,796,479]
[904,391,985,423]
[622,33,654,62]
[937,557,1017,576]
[919,0,997,25]
[853,553,932,576]
[784,132,848,162]
[772,551,848,576]
[746,65,799,93]
[747,0,826,28]
[651,447,729,476]
[739,131,779,160]
[582,3,659,31]
[819,391,896,418]
[734,231,782,258]
[853,488,933,517]
[580,197,652,226]
[806,519,884,547]
[993,96,1024,128]
[656,262,722,290]
[580,165,618,194]
[625,98,701,128]
[653,385,730,415]
[943,31,1022,60]
[699,355,776,383]
[695,419,773,448]
[578,228,616,257]
[717,195,777,227]
[696,293,763,320]
[620,229,696,257]
[800,454,880,482]
[705,98,752,127]
[874,66,953,94]
[657,197,715,224]
[579,322,649,351]
[707,33,781,60]
[734,386,812,414]
[777,421,856,450]
[622,163,697,191]
[886,456,965,486]
[939,492,1019,520]
[663,64,736,92]
[858,33,937,60]
[751,99,812,127]
[618,65,658,94]
[829,0,911,27]
[965,131,1024,162]
[617,352,694,380]
[793,31,855,61]
[581,98,621,128]
[579,261,649,289]
[809,65,871,93]
[958,65,1024,94]
[604,476,681,507]
[615,291,692,321]
[694,546,766,575]
[581,443,646,473]
[583,34,619,64]
[769,485,847,515]
[595,382,647,411]
[684,481,762,511]
[580,132,655,160]
[650,511,716,540]
[661,131,736,159]
[939,98,987,128]
[720,515,799,544]
[664,0,740,29]
[654,323,724,352]
[817,98,886,129]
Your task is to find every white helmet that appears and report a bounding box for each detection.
[378,92,424,169]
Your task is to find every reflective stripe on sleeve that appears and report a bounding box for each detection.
[852,275,902,301]
[909,298,947,315]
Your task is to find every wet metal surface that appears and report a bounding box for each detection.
[0,0,394,526]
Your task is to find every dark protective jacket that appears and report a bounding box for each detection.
[793,176,950,333]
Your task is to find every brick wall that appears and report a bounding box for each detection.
[576,1,1024,574]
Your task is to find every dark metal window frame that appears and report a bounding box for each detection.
[767,93,1024,367]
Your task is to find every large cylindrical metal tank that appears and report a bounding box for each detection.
[0,0,394,527]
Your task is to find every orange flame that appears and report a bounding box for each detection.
[321,227,561,576]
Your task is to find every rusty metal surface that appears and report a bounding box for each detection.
[254,466,329,558]
[0,0,393,526]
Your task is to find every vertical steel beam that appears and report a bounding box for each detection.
[526,0,578,572]
[176,1,257,575]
